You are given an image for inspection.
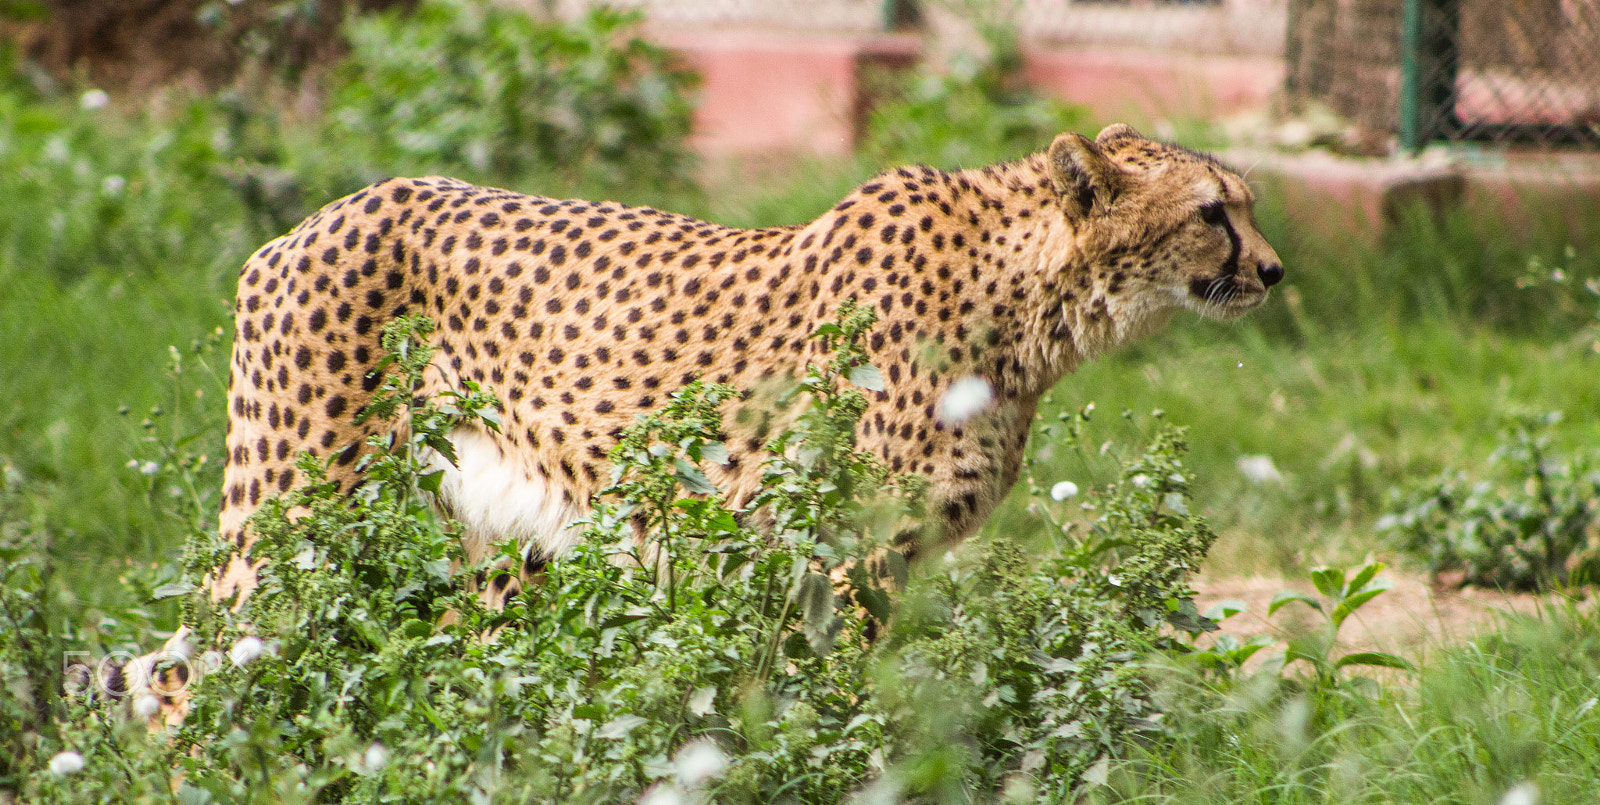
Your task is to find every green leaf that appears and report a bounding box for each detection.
[1284,633,1330,669]
[854,584,892,624]
[1334,651,1415,672]
[798,571,840,657]
[783,630,813,659]
[424,433,459,466]
[881,549,909,589]
[1165,597,1219,634]
[1268,590,1322,616]
[151,582,198,600]
[418,469,446,494]
[848,363,885,391]
[1230,635,1276,665]
[699,440,730,465]
[673,459,717,494]
[1202,599,1248,621]
[1345,561,1386,596]
[1310,566,1345,598]
[478,406,503,431]
[1331,583,1391,627]
[597,714,647,739]
[601,610,650,630]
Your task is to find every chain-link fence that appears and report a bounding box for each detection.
[1287,0,1600,152]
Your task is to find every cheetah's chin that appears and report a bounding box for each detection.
[1188,292,1268,322]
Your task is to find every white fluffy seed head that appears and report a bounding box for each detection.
[364,742,389,772]
[937,376,993,424]
[1236,455,1284,485]
[167,633,193,662]
[48,750,84,776]
[79,89,109,111]
[673,739,728,789]
[229,636,264,667]
[131,694,161,720]
[1499,782,1539,805]
[637,783,687,805]
[1049,481,1079,501]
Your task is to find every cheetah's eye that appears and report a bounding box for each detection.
[1198,202,1227,227]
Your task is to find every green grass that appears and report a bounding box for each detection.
[1087,601,1600,804]
[997,318,1600,576]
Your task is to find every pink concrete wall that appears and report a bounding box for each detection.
[1023,47,1284,126]
[651,30,1286,158]
[652,30,918,158]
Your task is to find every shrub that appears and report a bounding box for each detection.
[0,0,701,288]
[1381,411,1600,590]
[326,0,698,191]
[863,16,1086,168]
[10,304,1225,802]
[0,461,61,790]
[9,0,411,90]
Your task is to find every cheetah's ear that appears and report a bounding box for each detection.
[1095,123,1142,144]
[1047,132,1125,220]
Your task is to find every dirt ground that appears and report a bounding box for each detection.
[1191,569,1583,665]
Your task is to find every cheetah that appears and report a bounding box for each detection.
[118,125,1279,722]
[209,123,1280,605]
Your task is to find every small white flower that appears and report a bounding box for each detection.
[43,136,69,163]
[1049,481,1079,501]
[139,460,160,475]
[1499,781,1539,805]
[1130,473,1151,489]
[165,631,193,662]
[101,175,127,197]
[637,783,687,805]
[48,750,84,775]
[229,636,264,667]
[131,693,161,720]
[937,376,993,424]
[364,742,389,772]
[673,739,728,788]
[199,650,224,674]
[1237,455,1284,485]
[79,89,110,111]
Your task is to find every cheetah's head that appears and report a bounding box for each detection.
[1046,124,1283,322]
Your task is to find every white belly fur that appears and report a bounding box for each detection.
[424,426,587,562]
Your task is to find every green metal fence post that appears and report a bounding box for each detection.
[1400,0,1423,152]
[1400,0,1461,153]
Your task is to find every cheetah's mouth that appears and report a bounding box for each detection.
[1185,274,1267,320]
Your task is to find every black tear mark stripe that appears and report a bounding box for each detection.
[1204,171,1243,276]
[1210,202,1242,276]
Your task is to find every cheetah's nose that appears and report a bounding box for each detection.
[1257,262,1284,287]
